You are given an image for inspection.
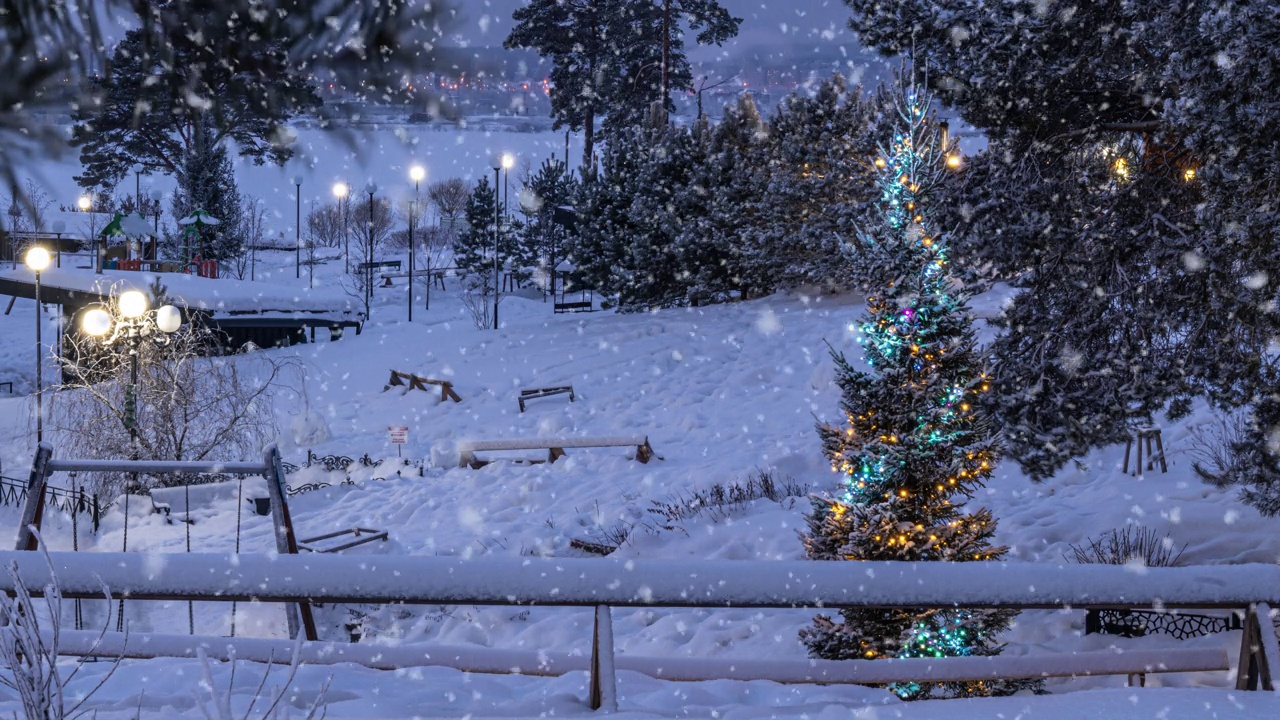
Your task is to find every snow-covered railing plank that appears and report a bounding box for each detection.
[44,629,1228,685]
[3,552,1279,610]
[10,552,1275,712]
[46,459,269,475]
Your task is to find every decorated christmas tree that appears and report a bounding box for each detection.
[801,86,1035,700]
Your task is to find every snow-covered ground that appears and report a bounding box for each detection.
[1,132,1278,716]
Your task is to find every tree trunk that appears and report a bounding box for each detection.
[583,108,595,173]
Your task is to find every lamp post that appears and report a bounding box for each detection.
[149,189,163,260]
[333,182,349,272]
[490,159,501,330]
[79,194,100,274]
[364,181,377,307]
[292,175,304,279]
[409,165,425,320]
[502,153,514,224]
[132,164,143,205]
[51,220,65,268]
[307,200,315,290]
[82,291,182,632]
[25,247,50,444]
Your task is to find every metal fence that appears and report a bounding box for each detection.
[0,474,100,532]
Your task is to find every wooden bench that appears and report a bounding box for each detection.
[519,385,575,412]
[554,300,594,314]
[380,269,447,290]
[298,527,388,553]
[357,259,402,272]
[384,370,461,402]
[457,435,658,469]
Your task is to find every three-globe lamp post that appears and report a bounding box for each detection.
[82,291,182,632]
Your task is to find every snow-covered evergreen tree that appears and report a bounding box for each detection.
[802,87,1031,700]
[454,176,499,283]
[844,1,1280,507]
[516,158,579,287]
[677,93,768,301]
[170,123,243,262]
[571,128,648,306]
[752,75,884,291]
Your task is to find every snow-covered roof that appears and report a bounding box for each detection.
[0,266,363,320]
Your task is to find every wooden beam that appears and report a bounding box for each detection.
[4,551,1279,611]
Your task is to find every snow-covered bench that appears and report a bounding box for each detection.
[456,435,658,469]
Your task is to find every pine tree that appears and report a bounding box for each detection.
[506,0,739,167]
[680,93,768,300]
[843,1,1280,506]
[72,2,320,189]
[516,158,579,286]
[752,75,885,291]
[454,176,521,284]
[801,87,1032,701]
[571,129,648,305]
[602,124,706,310]
[170,124,243,262]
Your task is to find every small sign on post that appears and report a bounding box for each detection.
[388,426,409,457]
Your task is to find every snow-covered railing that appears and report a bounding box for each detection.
[4,552,1278,609]
[1,552,1277,710]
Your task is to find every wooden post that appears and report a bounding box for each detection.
[15,443,53,551]
[1238,603,1279,691]
[589,605,617,712]
[1152,429,1168,473]
[263,444,319,641]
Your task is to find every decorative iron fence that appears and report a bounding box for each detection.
[282,453,422,498]
[1085,608,1245,640]
[0,474,100,532]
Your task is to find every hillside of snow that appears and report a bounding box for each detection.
[1,244,1278,717]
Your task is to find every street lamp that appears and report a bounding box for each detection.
[292,174,304,279]
[333,182,349,272]
[364,181,377,307]
[79,193,102,274]
[81,290,182,632]
[51,220,65,268]
[501,152,515,222]
[132,164,144,203]
[408,165,426,320]
[25,247,50,444]
[148,189,163,260]
[490,156,503,330]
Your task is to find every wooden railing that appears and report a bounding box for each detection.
[1,551,1276,711]
[8,447,1277,712]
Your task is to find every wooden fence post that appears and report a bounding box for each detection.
[263,444,319,641]
[589,605,618,712]
[15,443,53,551]
[1237,603,1279,691]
